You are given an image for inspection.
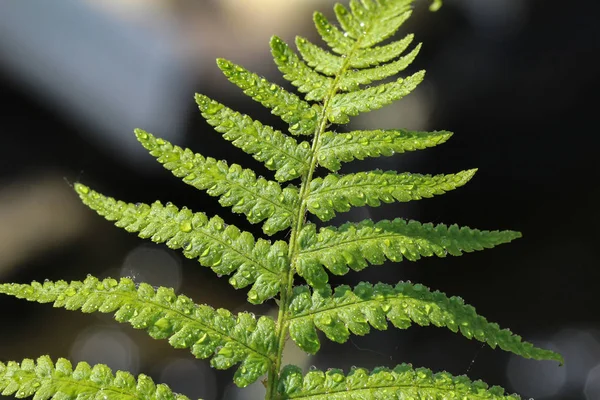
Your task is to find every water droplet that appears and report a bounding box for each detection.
[204,103,221,115]
[198,333,208,343]
[248,290,258,301]
[179,221,192,233]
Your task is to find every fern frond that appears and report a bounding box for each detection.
[216,58,319,136]
[327,71,425,124]
[0,277,276,387]
[313,1,413,54]
[278,364,519,400]
[297,219,521,287]
[360,8,413,49]
[298,0,433,124]
[270,37,333,102]
[135,130,298,234]
[333,4,362,39]
[352,33,416,69]
[318,129,453,171]
[195,94,311,182]
[287,282,563,363]
[75,184,286,303]
[338,44,421,90]
[295,33,415,75]
[306,169,476,221]
[313,12,355,54]
[0,356,190,400]
[295,37,344,76]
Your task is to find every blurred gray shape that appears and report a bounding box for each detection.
[0,173,88,277]
[120,244,182,291]
[585,364,600,400]
[0,0,194,168]
[456,0,529,36]
[158,358,217,400]
[506,339,566,398]
[70,326,140,374]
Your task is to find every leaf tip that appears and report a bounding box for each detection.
[429,0,443,12]
[74,182,90,196]
[134,128,150,141]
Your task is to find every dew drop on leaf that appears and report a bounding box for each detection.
[179,221,192,233]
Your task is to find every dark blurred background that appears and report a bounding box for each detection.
[0,1,598,399]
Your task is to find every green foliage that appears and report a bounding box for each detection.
[0,277,276,387]
[75,184,286,303]
[317,129,453,171]
[134,129,299,235]
[0,356,188,400]
[278,364,519,399]
[195,93,312,182]
[0,0,562,399]
[305,169,477,221]
[287,282,562,364]
[296,219,521,287]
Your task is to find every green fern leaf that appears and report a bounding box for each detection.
[135,129,298,234]
[313,12,355,54]
[359,8,413,49]
[297,219,521,287]
[327,70,425,124]
[278,364,519,400]
[333,4,363,39]
[0,277,276,387]
[306,169,476,221]
[216,58,319,136]
[195,94,311,182]
[317,129,453,171]
[75,184,285,303]
[313,1,412,53]
[295,37,344,76]
[352,33,416,69]
[295,33,415,75]
[287,282,563,363]
[270,36,333,102]
[338,44,421,91]
[0,356,190,400]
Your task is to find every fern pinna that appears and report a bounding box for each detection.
[0,1,562,399]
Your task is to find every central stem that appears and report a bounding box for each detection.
[264,34,364,400]
[263,108,330,400]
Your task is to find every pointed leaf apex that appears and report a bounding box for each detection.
[134,128,148,139]
[430,0,443,12]
[74,183,90,195]
[465,168,478,178]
